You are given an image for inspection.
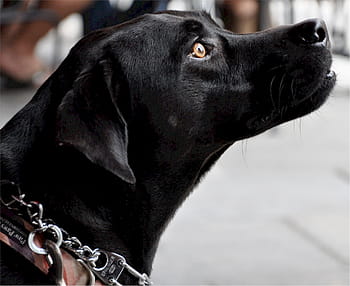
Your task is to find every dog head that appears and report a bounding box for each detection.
[56,11,335,183]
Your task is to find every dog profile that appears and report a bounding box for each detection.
[0,11,335,284]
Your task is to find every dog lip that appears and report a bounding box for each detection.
[246,113,275,130]
[248,68,336,135]
[322,70,337,88]
[326,70,335,79]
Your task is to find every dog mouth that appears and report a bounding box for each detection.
[326,70,335,79]
[247,68,336,133]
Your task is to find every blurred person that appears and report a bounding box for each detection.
[82,0,169,35]
[0,0,92,88]
[219,0,259,33]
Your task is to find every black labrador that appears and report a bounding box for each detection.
[0,11,335,285]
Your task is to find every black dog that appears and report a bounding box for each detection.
[0,11,335,284]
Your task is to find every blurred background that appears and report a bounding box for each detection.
[0,0,349,284]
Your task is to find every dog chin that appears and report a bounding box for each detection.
[246,70,336,136]
[289,69,336,115]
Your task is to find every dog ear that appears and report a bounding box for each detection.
[56,60,136,184]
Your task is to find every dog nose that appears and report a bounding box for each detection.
[291,19,330,48]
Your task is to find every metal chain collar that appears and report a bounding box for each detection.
[0,180,152,286]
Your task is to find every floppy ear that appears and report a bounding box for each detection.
[56,60,136,184]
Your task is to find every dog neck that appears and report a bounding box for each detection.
[0,83,229,278]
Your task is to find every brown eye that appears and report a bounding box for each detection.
[191,43,206,58]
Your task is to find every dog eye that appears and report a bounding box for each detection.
[191,43,206,58]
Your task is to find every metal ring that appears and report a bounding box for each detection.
[28,225,63,255]
[92,250,108,271]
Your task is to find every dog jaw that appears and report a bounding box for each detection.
[246,66,336,136]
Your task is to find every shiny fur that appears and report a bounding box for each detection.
[0,11,335,284]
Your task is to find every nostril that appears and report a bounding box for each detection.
[292,19,329,46]
[316,26,326,43]
[300,23,326,44]
[301,27,325,44]
[301,31,320,44]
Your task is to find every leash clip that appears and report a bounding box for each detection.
[90,250,126,286]
[90,250,152,286]
[0,180,26,210]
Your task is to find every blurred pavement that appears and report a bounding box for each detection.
[0,9,349,286]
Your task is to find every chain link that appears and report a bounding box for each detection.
[0,180,152,286]
[62,237,101,269]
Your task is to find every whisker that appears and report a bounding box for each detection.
[313,110,322,119]
[266,64,284,74]
[269,75,277,109]
[278,73,287,110]
[241,139,249,166]
[290,78,296,102]
[293,120,297,133]
[299,118,303,137]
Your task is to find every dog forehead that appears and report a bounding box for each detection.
[139,11,217,32]
[154,10,215,22]
[66,11,220,61]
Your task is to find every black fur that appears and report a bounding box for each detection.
[0,11,335,284]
